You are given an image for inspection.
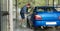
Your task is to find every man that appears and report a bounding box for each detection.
[20,3,31,28]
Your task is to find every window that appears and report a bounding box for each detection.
[46,8,57,12]
[36,7,57,12]
[55,8,60,11]
[46,8,55,12]
[37,8,45,12]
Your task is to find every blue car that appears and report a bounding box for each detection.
[27,6,60,29]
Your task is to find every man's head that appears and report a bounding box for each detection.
[26,3,31,8]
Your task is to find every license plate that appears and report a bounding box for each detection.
[46,22,56,25]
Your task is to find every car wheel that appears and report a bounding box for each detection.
[43,26,50,29]
[55,26,59,29]
[33,27,44,31]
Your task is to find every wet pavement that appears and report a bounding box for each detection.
[14,27,60,31]
[13,19,33,31]
[14,28,33,31]
[13,19,60,31]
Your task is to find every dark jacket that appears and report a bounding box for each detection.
[20,5,28,14]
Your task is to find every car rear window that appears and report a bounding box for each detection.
[36,7,57,12]
[37,8,44,12]
[46,8,54,12]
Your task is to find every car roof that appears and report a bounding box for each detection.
[34,6,57,12]
[35,6,55,8]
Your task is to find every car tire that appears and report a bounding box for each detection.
[55,26,59,29]
[43,26,50,29]
[33,27,44,31]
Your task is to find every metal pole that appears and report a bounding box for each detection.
[53,0,54,7]
[16,0,17,20]
[46,0,49,6]
[48,0,49,6]
[15,0,18,28]
[9,0,13,31]
[0,0,1,31]
[58,0,59,5]
[7,0,9,31]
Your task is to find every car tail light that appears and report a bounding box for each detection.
[59,16,60,20]
[35,15,42,20]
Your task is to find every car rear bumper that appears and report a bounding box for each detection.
[34,21,60,27]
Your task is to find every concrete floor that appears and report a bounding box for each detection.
[13,19,33,31]
[2,16,60,31]
[14,28,33,31]
[13,19,60,31]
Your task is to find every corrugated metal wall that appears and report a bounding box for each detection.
[0,0,1,31]
[1,0,9,31]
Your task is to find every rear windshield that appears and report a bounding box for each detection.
[46,8,56,12]
[36,7,57,12]
[37,8,44,12]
